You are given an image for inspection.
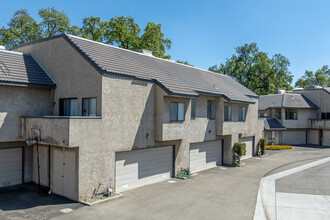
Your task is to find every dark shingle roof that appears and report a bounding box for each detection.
[259,93,318,110]
[61,34,257,103]
[0,50,55,88]
[264,118,286,130]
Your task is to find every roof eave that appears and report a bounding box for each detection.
[0,81,56,89]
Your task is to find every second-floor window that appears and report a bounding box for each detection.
[238,107,247,121]
[224,106,232,121]
[59,98,77,116]
[170,102,185,122]
[285,112,297,120]
[258,112,268,118]
[191,99,196,120]
[207,100,215,120]
[83,98,97,116]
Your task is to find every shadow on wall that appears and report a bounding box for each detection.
[132,81,156,149]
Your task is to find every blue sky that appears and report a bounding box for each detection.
[1,0,330,85]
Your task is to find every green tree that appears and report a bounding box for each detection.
[0,9,41,48]
[80,16,105,42]
[176,60,193,66]
[209,43,293,95]
[104,16,141,50]
[38,7,73,37]
[295,65,330,88]
[140,22,171,59]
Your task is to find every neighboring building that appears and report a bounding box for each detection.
[0,33,263,201]
[259,88,330,146]
[292,87,330,146]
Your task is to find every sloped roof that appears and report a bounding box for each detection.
[0,50,55,88]
[259,93,318,110]
[58,34,257,103]
[324,87,330,94]
[264,118,286,131]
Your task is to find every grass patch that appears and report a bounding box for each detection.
[266,145,292,150]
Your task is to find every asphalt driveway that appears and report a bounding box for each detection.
[0,183,83,220]
[52,146,330,220]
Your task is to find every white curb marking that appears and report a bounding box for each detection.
[253,157,330,220]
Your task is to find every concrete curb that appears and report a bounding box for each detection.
[80,194,123,206]
[253,157,330,220]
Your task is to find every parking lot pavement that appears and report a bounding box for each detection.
[52,146,330,220]
[0,183,83,220]
[274,160,330,220]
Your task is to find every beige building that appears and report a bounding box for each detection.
[0,34,263,201]
[259,88,330,146]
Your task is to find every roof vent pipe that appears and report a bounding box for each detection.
[0,45,5,50]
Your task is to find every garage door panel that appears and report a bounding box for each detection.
[240,137,254,160]
[115,146,173,192]
[282,131,306,145]
[0,148,22,188]
[189,141,222,172]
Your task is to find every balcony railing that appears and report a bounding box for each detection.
[22,116,102,147]
[309,119,330,129]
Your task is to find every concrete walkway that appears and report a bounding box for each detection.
[52,146,330,220]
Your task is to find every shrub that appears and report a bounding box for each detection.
[266,145,292,150]
[260,138,267,155]
[233,142,246,157]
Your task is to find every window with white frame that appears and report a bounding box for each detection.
[191,99,196,120]
[224,106,232,121]
[59,98,78,116]
[207,100,215,120]
[82,98,97,116]
[170,102,185,122]
[238,107,247,121]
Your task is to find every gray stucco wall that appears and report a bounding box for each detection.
[0,85,52,142]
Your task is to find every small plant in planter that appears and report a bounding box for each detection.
[232,142,246,167]
[260,138,267,155]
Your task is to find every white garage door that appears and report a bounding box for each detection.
[282,131,306,145]
[115,146,173,192]
[189,140,222,173]
[0,147,22,188]
[239,137,254,160]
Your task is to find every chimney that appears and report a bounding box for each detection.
[0,45,5,50]
[274,88,286,94]
[135,49,153,56]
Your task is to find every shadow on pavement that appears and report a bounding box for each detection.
[0,183,81,211]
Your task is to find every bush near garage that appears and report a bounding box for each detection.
[266,145,292,150]
[233,142,246,167]
[260,138,267,155]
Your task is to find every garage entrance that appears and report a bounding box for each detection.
[189,140,222,173]
[239,136,254,160]
[0,147,23,188]
[282,131,307,145]
[115,146,173,192]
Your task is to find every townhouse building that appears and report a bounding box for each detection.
[259,88,330,146]
[0,34,263,201]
